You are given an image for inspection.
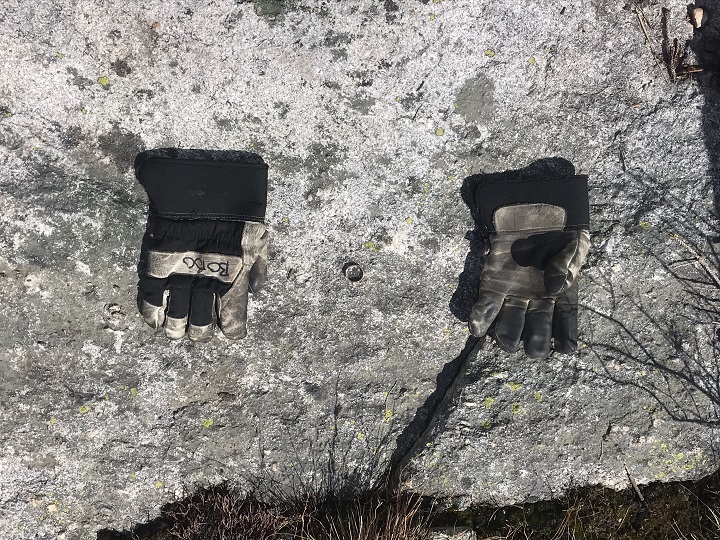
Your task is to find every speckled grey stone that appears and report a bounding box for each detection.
[1,0,720,538]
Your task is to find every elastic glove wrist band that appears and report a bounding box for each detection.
[136,156,268,222]
[475,175,589,233]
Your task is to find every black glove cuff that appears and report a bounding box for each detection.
[136,150,268,222]
[475,174,589,233]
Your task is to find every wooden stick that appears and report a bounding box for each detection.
[624,462,645,503]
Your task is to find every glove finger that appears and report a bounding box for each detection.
[165,286,191,340]
[248,258,268,294]
[188,290,215,343]
[553,283,579,353]
[522,298,555,359]
[493,296,529,353]
[218,273,250,339]
[137,276,167,330]
[468,290,506,338]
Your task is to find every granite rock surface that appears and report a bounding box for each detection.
[1,0,719,538]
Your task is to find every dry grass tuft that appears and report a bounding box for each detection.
[292,488,434,540]
[158,485,435,540]
[161,484,290,540]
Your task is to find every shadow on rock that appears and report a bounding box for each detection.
[579,6,720,427]
[387,335,481,489]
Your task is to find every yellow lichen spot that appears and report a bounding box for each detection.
[78,405,90,414]
[357,432,365,440]
[129,472,136,481]
[56,52,64,59]
[674,452,685,460]
[528,56,536,65]
[48,417,58,425]
[281,216,290,224]
[485,49,496,58]
[364,240,381,252]
[533,391,543,403]
[405,217,413,224]
[511,402,522,414]
[482,397,495,410]
[81,108,87,114]
[130,387,139,398]
[384,410,393,422]
[481,420,491,429]
[201,418,214,428]
[507,382,522,391]
[4,111,12,118]
[154,481,164,489]
[435,128,445,136]
[429,13,436,21]
[97,76,110,87]
[426,442,433,447]
[639,220,652,230]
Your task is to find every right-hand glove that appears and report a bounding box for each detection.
[468,174,590,359]
[135,149,269,342]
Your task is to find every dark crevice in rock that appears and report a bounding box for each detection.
[387,335,481,490]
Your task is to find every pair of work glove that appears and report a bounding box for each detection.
[468,174,591,359]
[135,149,590,356]
[135,149,269,342]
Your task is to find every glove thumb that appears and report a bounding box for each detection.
[543,231,590,295]
[248,258,267,294]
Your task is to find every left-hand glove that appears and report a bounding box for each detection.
[135,149,269,342]
[468,174,590,359]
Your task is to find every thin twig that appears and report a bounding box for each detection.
[633,2,666,77]
[670,231,720,289]
[624,462,645,503]
[661,7,675,81]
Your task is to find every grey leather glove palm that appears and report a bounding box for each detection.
[468,175,590,359]
[135,149,269,342]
